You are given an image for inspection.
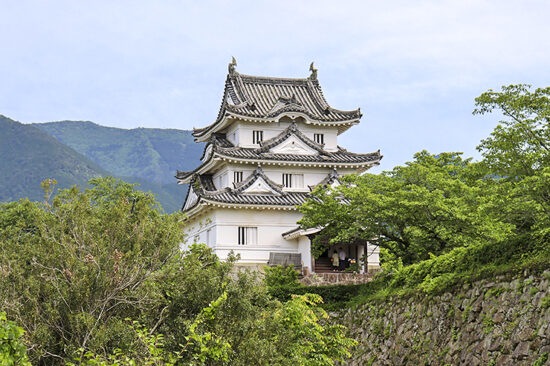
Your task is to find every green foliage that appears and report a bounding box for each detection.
[344,262,360,273]
[0,177,356,365]
[0,312,31,366]
[69,321,181,366]
[264,265,300,288]
[474,84,550,179]
[300,151,512,264]
[268,283,366,310]
[269,294,357,365]
[298,83,550,307]
[0,177,182,363]
[533,352,548,366]
[473,85,550,250]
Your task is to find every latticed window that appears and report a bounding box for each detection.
[234,171,243,183]
[253,130,263,144]
[282,173,292,188]
[238,227,257,245]
[314,133,324,145]
[282,173,304,188]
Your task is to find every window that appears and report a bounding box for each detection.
[282,173,292,188]
[234,171,243,183]
[282,173,304,188]
[206,229,211,246]
[238,227,257,245]
[314,133,324,145]
[253,130,263,144]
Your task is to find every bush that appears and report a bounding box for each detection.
[268,282,369,310]
[264,265,300,287]
[0,312,31,366]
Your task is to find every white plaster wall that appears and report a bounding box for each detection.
[181,207,377,272]
[211,164,256,189]
[181,211,217,251]
[210,208,306,264]
[263,166,358,190]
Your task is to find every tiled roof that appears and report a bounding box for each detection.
[193,60,361,138]
[313,168,341,188]
[176,125,381,182]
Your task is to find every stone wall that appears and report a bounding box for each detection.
[300,273,374,286]
[339,269,550,365]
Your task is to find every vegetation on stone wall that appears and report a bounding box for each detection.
[340,271,550,365]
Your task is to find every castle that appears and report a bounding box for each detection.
[177,59,381,273]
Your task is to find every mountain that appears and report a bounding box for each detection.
[33,121,202,184]
[0,117,203,212]
[0,115,109,202]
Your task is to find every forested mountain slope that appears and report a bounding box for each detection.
[0,116,201,212]
[33,120,202,184]
[0,115,109,202]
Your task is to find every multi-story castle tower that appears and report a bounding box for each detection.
[177,59,381,273]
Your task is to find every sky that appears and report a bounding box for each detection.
[1,0,550,172]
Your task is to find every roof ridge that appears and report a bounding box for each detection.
[232,165,284,195]
[235,72,310,83]
[257,121,325,153]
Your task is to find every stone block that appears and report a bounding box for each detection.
[492,311,505,324]
[512,341,530,359]
[495,354,514,366]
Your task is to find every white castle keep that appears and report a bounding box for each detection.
[178,59,381,273]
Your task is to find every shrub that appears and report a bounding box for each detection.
[0,312,31,366]
[264,265,300,288]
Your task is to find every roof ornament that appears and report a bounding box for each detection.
[289,94,298,104]
[309,62,318,80]
[289,121,298,131]
[228,56,237,75]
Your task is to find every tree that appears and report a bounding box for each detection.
[474,84,550,179]
[0,177,184,363]
[299,151,513,265]
[0,178,357,365]
[474,84,550,247]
